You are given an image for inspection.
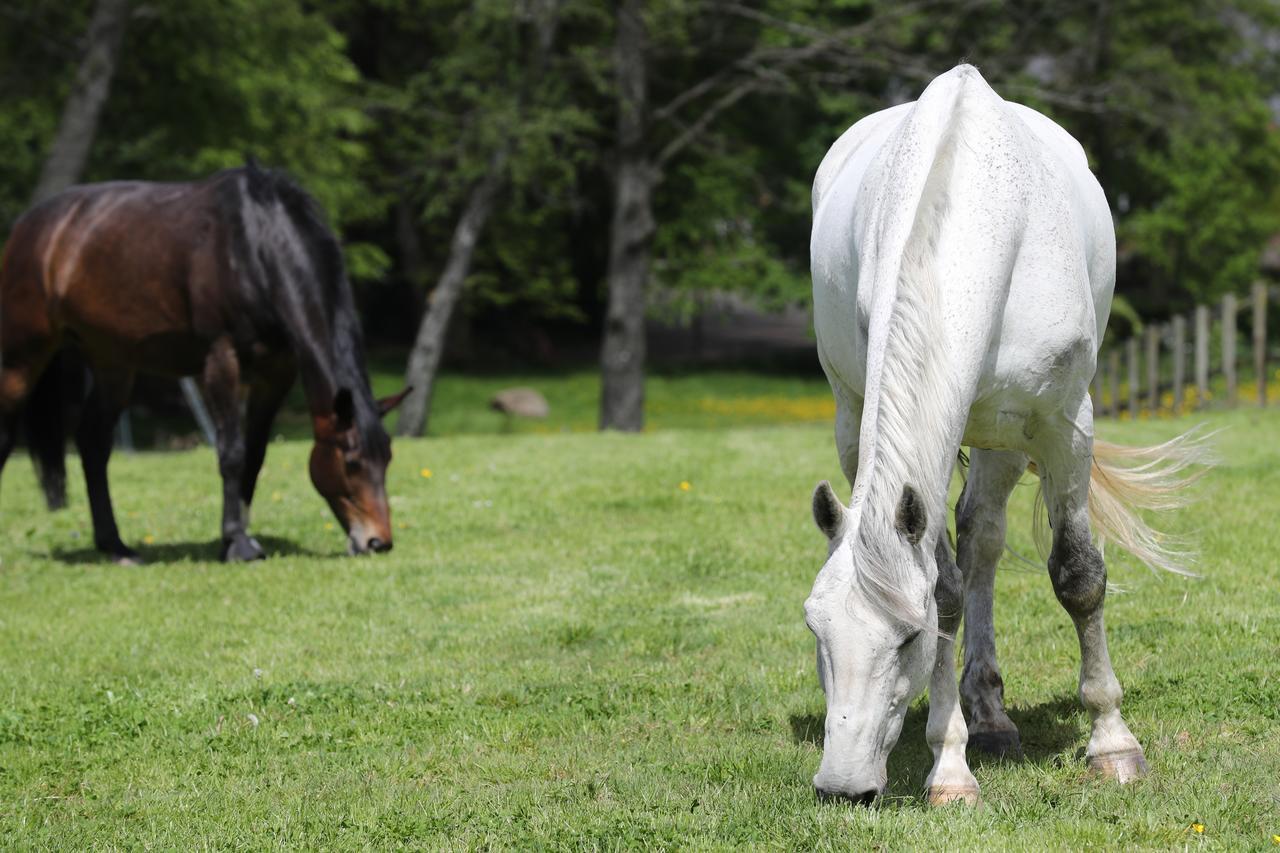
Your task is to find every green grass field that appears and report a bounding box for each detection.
[1,399,1278,849]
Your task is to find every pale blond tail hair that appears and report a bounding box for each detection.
[1032,429,1214,575]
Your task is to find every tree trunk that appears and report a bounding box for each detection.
[395,153,507,437]
[31,0,131,204]
[394,2,561,437]
[598,0,655,432]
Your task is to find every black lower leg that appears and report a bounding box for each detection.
[75,379,135,561]
[24,354,70,511]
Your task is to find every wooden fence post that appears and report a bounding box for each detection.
[1253,281,1267,407]
[1108,349,1120,418]
[1223,293,1237,407]
[1127,337,1139,419]
[1172,314,1186,415]
[1146,324,1160,413]
[1194,303,1209,408]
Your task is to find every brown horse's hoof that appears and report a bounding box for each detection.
[969,729,1023,760]
[926,784,981,807]
[98,540,142,566]
[1089,749,1148,783]
[222,535,266,562]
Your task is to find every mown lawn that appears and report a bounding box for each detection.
[1,403,1278,849]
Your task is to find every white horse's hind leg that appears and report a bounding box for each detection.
[925,535,980,805]
[956,448,1027,758]
[1037,409,1148,782]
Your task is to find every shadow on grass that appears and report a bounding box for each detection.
[789,693,1084,801]
[50,535,326,565]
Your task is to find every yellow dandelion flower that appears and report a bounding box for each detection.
[1271,835,1279,845]
[142,534,155,545]
[324,522,334,531]
[420,468,433,479]
[679,481,692,492]
[397,521,408,530]
[1190,823,1205,834]
[271,491,282,502]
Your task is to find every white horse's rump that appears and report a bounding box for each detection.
[805,65,1204,806]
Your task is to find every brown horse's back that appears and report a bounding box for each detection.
[2,177,234,381]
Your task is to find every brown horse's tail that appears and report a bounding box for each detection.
[23,351,75,511]
[1084,431,1214,575]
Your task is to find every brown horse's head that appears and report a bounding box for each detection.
[309,386,410,555]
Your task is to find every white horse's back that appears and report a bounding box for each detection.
[811,65,1114,456]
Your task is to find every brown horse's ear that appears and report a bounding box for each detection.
[377,386,412,417]
[333,388,355,432]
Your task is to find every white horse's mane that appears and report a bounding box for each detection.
[847,84,970,629]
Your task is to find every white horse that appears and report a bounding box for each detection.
[807,65,1205,805]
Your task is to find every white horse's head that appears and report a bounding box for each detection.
[805,480,938,804]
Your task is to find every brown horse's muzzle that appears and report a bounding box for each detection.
[344,496,393,555]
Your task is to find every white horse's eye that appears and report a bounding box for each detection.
[897,630,921,651]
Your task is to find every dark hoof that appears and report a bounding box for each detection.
[969,729,1023,760]
[97,540,143,566]
[222,535,266,562]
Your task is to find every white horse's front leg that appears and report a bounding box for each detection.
[1039,424,1147,782]
[956,449,1028,758]
[924,536,980,805]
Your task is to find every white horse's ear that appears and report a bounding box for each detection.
[895,484,927,546]
[812,480,846,540]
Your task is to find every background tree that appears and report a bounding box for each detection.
[4,0,1280,439]
[29,0,129,204]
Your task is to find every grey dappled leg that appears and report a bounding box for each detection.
[925,535,980,805]
[1039,435,1147,782]
[955,448,1026,758]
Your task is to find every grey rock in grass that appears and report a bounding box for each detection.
[490,387,550,419]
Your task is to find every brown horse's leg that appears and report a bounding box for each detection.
[203,337,263,562]
[240,355,296,510]
[0,344,58,507]
[74,366,138,564]
[24,351,76,511]
[0,411,19,481]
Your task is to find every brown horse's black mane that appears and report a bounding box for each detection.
[220,160,389,460]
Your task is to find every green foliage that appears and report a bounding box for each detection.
[351,0,604,316]
[0,0,382,276]
[2,407,1279,846]
[1124,105,1280,303]
[4,0,1280,332]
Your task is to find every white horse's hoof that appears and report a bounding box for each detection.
[1088,748,1148,783]
[926,784,981,807]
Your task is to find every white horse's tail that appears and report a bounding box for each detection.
[1084,431,1214,575]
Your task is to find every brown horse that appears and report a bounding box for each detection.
[0,162,408,562]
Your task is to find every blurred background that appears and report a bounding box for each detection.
[3,0,1278,443]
